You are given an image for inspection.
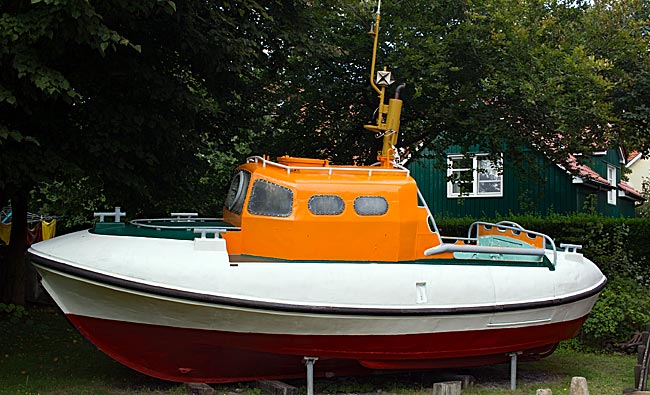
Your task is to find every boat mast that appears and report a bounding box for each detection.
[363,0,404,167]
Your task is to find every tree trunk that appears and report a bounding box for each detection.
[1,190,28,305]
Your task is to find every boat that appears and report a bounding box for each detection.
[27,2,606,385]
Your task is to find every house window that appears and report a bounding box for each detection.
[447,154,503,198]
[607,164,616,205]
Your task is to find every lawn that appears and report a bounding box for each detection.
[0,307,638,395]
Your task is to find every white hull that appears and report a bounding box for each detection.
[28,229,606,382]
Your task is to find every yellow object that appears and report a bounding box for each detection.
[0,223,10,245]
[363,7,404,160]
[41,219,57,240]
[368,10,382,96]
[381,97,402,155]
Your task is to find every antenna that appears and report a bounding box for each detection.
[363,0,404,167]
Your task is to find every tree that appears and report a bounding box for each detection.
[3,0,650,304]
[0,0,311,304]
[267,0,629,172]
[579,0,650,155]
[257,1,381,164]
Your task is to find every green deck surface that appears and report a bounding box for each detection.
[91,220,237,240]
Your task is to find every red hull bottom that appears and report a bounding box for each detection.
[67,314,586,383]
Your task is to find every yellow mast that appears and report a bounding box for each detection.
[363,0,404,167]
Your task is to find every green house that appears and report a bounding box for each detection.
[407,147,644,218]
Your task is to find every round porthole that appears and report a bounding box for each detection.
[224,171,250,214]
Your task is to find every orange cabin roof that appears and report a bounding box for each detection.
[222,156,443,262]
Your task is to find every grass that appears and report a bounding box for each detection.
[289,347,636,395]
[0,306,638,395]
[0,307,185,395]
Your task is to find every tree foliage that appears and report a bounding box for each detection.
[0,0,311,303]
[581,0,650,155]
[270,0,650,172]
[1,0,650,304]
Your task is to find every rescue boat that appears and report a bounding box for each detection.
[28,2,605,385]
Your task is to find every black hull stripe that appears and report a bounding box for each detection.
[28,252,607,317]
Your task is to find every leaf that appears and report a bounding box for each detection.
[9,130,24,142]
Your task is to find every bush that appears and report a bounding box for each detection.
[0,303,28,323]
[581,276,650,346]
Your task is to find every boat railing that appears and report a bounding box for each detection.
[130,218,241,233]
[425,221,558,267]
[247,156,410,178]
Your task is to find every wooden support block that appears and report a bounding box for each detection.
[255,380,298,395]
[185,383,216,395]
[569,377,589,395]
[536,389,552,395]
[440,374,475,388]
[432,381,462,395]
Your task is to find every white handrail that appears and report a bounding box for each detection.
[424,243,547,257]
[246,156,410,178]
[130,218,240,232]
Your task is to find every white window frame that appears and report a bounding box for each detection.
[447,154,503,198]
[607,164,617,205]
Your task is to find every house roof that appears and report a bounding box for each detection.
[627,150,643,167]
[567,152,644,201]
[618,180,645,201]
[567,155,612,187]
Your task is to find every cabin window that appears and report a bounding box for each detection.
[354,196,388,216]
[308,195,345,215]
[248,179,293,217]
[447,154,503,198]
[224,170,251,214]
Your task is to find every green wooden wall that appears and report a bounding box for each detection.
[408,148,637,218]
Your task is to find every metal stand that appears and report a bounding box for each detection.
[304,357,318,395]
[508,352,522,390]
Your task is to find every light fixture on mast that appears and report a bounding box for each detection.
[376,70,394,87]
